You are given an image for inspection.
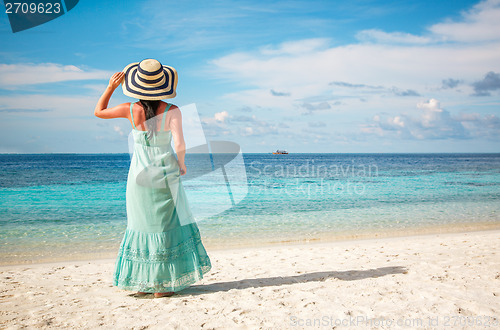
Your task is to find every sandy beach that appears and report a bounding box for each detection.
[1,229,499,329]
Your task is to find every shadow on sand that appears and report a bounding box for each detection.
[173,266,407,297]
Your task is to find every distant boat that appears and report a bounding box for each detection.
[273,149,288,154]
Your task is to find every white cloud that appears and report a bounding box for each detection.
[417,98,445,128]
[200,110,232,136]
[214,111,229,123]
[210,0,500,112]
[200,109,284,138]
[212,38,500,107]
[242,127,253,136]
[259,38,330,55]
[0,63,111,89]
[113,125,125,137]
[0,94,98,117]
[356,29,432,44]
[202,110,230,125]
[429,0,500,42]
[358,0,500,45]
[361,98,500,140]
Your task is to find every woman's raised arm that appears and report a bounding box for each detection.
[94,72,129,119]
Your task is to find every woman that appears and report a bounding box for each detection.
[94,59,212,298]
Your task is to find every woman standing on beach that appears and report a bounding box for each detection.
[94,59,212,298]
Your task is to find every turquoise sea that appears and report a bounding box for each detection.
[1,153,499,264]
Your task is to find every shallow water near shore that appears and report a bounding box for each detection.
[1,153,499,265]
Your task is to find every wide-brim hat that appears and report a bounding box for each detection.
[121,59,178,100]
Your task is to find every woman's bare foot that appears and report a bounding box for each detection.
[154,291,174,298]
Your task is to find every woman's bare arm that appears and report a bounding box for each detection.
[169,107,187,175]
[94,72,129,120]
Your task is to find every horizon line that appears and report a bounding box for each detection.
[1,152,500,155]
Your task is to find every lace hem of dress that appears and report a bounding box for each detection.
[113,256,212,293]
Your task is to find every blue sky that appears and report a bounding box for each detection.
[0,0,499,153]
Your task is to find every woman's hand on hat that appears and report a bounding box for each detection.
[108,72,125,90]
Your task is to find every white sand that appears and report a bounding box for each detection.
[1,230,499,329]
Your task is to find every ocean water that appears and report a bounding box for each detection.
[1,153,499,264]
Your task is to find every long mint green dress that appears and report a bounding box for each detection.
[113,102,212,293]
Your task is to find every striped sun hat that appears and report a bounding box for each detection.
[121,59,178,100]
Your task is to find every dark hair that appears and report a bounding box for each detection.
[139,100,160,139]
